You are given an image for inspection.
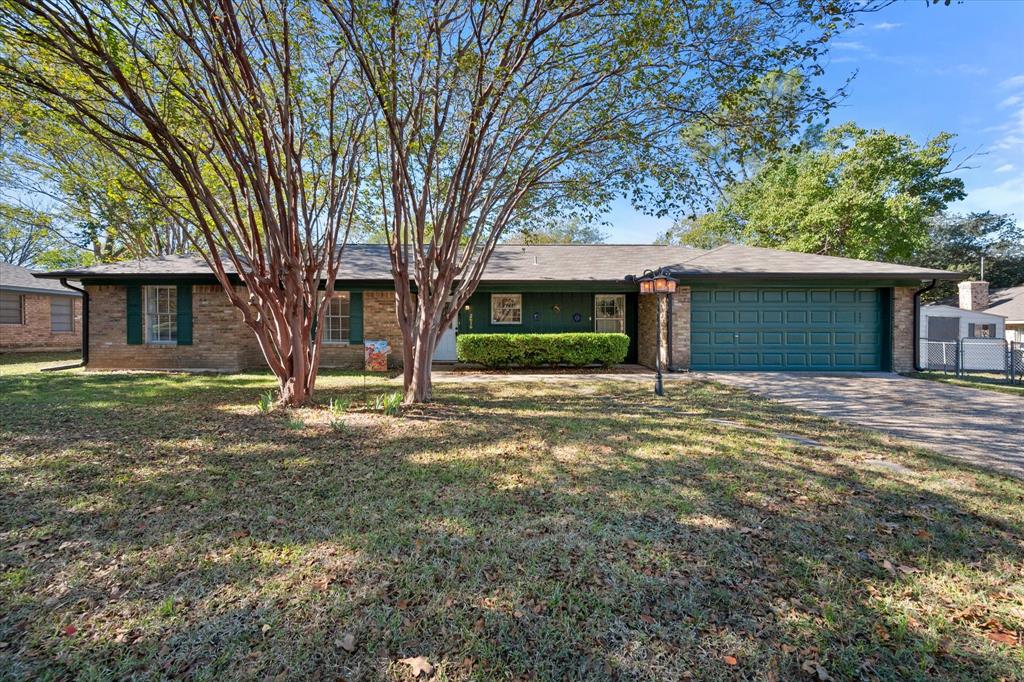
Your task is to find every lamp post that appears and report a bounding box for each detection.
[636,269,677,396]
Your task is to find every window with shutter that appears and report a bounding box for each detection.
[0,292,22,324]
[50,297,73,332]
[145,286,178,343]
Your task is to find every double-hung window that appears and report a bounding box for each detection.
[594,294,625,333]
[0,292,22,325]
[491,294,522,325]
[145,286,177,343]
[322,292,351,343]
[51,297,74,332]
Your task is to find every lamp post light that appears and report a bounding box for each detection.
[636,268,677,396]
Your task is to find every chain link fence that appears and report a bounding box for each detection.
[921,339,1023,385]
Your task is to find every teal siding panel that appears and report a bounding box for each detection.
[176,285,193,345]
[690,286,885,371]
[126,285,143,345]
[349,292,363,343]
[457,291,637,362]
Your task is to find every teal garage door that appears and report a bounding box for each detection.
[690,287,887,371]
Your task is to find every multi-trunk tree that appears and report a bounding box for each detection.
[0,0,368,405]
[331,0,876,402]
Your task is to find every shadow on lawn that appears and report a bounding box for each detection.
[1,370,1022,680]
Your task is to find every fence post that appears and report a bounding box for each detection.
[956,339,962,378]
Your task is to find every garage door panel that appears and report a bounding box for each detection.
[691,286,886,371]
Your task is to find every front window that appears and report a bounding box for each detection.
[594,294,625,333]
[968,323,995,339]
[0,292,23,324]
[322,292,351,343]
[491,294,522,325]
[145,286,177,343]
[51,297,73,332]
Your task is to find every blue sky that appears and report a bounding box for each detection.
[603,1,1024,243]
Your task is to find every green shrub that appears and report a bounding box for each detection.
[256,390,275,414]
[370,391,403,416]
[457,332,629,368]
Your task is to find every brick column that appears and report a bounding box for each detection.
[892,286,915,373]
[670,286,691,370]
[638,291,690,371]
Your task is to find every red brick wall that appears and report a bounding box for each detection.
[0,293,82,351]
[85,285,408,372]
[88,284,262,371]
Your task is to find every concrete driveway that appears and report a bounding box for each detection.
[698,372,1023,478]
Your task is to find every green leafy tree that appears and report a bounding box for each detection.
[505,218,608,246]
[0,0,369,406]
[914,212,1024,301]
[334,0,880,402]
[662,123,967,262]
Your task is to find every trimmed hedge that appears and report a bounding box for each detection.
[457,332,630,368]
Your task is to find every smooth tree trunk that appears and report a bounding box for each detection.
[401,296,452,404]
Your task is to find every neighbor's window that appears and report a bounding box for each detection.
[0,292,23,324]
[491,293,522,324]
[145,286,177,343]
[322,292,351,343]
[51,297,73,332]
[968,323,995,338]
[594,294,625,333]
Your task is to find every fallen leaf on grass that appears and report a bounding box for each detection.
[984,630,1019,646]
[722,655,737,665]
[801,659,832,680]
[399,655,434,677]
[230,529,250,540]
[62,625,77,637]
[336,632,356,652]
[640,614,656,625]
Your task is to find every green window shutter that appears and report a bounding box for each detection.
[349,291,363,343]
[176,285,193,345]
[126,284,143,345]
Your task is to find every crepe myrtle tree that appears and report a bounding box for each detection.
[330,0,883,403]
[0,0,368,405]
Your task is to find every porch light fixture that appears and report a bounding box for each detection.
[635,268,677,397]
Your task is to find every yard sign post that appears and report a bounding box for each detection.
[637,269,678,396]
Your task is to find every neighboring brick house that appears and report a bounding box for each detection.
[0,262,82,352]
[35,244,962,373]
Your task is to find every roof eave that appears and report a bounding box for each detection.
[0,284,81,296]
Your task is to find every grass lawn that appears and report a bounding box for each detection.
[905,371,1024,397]
[1,356,1023,680]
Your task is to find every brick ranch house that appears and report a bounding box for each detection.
[34,244,962,373]
[1,262,82,352]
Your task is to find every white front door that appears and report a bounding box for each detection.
[433,317,458,362]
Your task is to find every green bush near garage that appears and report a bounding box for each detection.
[456,332,630,368]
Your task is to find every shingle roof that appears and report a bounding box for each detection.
[665,244,963,280]
[34,242,962,283]
[985,285,1024,322]
[1,262,81,296]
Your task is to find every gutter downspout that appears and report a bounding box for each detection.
[59,278,88,366]
[912,279,937,372]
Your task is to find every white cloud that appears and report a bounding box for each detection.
[958,174,1024,219]
[999,95,1023,109]
[995,164,1015,173]
[1000,74,1024,89]
[873,22,901,30]
[832,40,867,51]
